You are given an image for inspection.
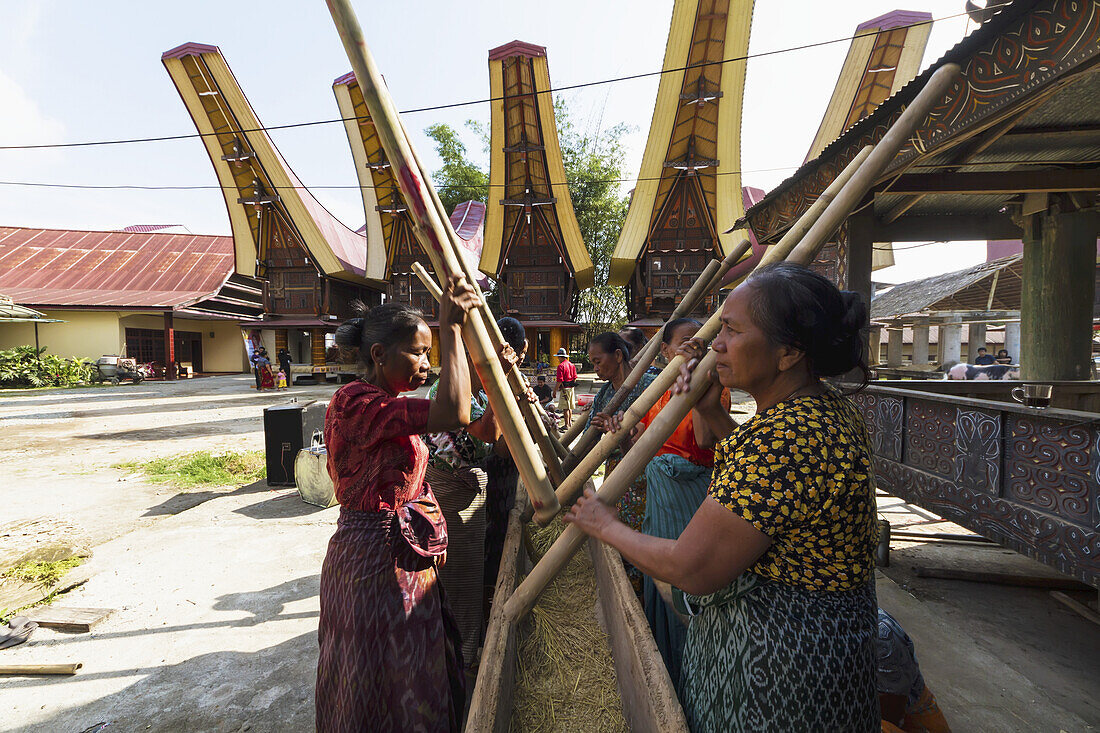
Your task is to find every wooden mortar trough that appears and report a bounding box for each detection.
[466,488,688,732]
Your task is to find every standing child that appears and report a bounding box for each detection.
[276,369,288,391]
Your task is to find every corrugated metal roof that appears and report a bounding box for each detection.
[0,227,235,309]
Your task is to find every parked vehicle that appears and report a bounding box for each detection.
[93,355,146,385]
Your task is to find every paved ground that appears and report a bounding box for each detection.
[0,375,1096,731]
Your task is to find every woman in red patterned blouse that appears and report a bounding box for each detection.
[316,275,480,733]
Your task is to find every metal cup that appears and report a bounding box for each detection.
[1011,383,1053,408]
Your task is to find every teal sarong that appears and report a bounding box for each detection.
[641,454,712,688]
[678,573,878,732]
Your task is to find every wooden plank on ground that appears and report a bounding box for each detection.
[28,607,114,632]
[915,565,1094,591]
[0,663,82,676]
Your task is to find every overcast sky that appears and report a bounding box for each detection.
[0,1,987,283]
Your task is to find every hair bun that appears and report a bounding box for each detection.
[334,317,364,349]
[838,291,868,335]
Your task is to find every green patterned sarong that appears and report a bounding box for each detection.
[678,572,878,732]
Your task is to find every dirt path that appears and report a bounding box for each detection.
[1,376,339,554]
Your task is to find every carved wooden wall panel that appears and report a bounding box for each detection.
[855,386,1100,588]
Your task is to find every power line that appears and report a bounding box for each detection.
[0,164,803,192]
[873,241,950,251]
[0,11,970,152]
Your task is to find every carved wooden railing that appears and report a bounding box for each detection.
[852,384,1100,588]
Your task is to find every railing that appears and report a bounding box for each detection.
[852,384,1100,588]
[869,379,1100,413]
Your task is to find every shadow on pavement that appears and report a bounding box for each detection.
[10,631,318,732]
[233,492,331,520]
[141,479,272,517]
[78,417,258,442]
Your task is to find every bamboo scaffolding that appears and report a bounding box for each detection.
[411,261,567,482]
[562,239,751,473]
[325,0,560,523]
[505,63,962,619]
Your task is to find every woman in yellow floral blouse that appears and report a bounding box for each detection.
[566,262,879,732]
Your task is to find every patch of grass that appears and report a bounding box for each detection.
[114,450,266,488]
[2,557,84,588]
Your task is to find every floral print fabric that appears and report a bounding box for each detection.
[709,385,878,592]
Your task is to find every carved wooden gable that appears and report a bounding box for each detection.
[634,173,721,318]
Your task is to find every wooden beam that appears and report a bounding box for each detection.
[880,100,1048,224]
[871,213,1022,242]
[1003,122,1100,137]
[882,169,1100,196]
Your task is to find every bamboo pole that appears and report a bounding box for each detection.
[325,0,560,523]
[505,63,962,619]
[412,260,445,300]
[0,663,82,675]
[397,117,568,489]
[560,411,588,447]
[562,238,751,472]
[755,145,873,269]
[411,261,566,486]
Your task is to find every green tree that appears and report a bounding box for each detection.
[423,100,632,336]
[554,98,631,337]
[424,122,489,215]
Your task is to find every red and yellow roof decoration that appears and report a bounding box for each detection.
[162,43,372,285]
[481,41,594,290]
[609,0,754,287]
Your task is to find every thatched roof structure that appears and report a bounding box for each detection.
[870,255,1022,322]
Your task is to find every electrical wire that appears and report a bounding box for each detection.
[0,11,971,152]
[0,164,802,192]
[1,157,1089,194]
[873,240,950,251]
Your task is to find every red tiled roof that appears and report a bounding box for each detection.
[121,224,184,234]
[0,226,234,309]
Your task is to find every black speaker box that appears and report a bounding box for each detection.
[264,400,327,486]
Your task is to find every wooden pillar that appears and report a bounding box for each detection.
[912,322,930,365]
[310,328,326,367]
[845,209,874,308]
[275,329,288,354]
[549,327,563,369]
[886,328,904,367]
[967,323,987,363]
[940,320,963,365]
[163,311,176,380]
[867,325,882,366]
[1004,321,1021,363]
[1021,207,1098,380]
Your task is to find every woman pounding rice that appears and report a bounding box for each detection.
[421,316,532,675]
[566,263,880,731]
[584,331,657,593]
[611,317,730,688]
[316,275,480,733]
[585,332,656,528]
